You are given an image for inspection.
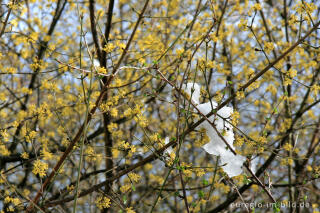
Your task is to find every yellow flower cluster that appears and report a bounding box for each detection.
[107,122,118,132]
[21,152,29,159]
[67,185,74,194]
[149,174,164,185]
[98,67,107,74]
[0,138,9,155]
[264,42,274,54]
[95,196,111,209]
[134,114,148,128]
[280,157,294,166]
[41,147,53,160]
[25,130,37,143]
[252,3,262,11]
[30,58,44,71]
[3,195,22,211]
[176,48,184,56]
[1,130,9,142]
[126,207,136,213]
[4,67,17,74]
[182,163,193,178]
[311,84,320,96]
[195,168,205,177]
[110,108,118,117]
[120,183,132,193]
[231,111,240,126]
[84,146,102,163]
[236,91,245,100]
[283,143,293,151]
[20,87,33,95]
[4,196,21,206]
[32,159,48,177]
[124,108,133,117]
[103,43,115,53]
[238,19,248,31]
[234,136,245,147]
[128,172,141,183]
[195,128,210,147]
[214,182,230,193]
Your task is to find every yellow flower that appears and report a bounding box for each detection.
[32,159,48,177]
[238,19,247,31]
[183,169,192,178]
[11,197,21,206]
[95,196,111,209]
[120,184,132,193]
[288,69,297,78]
[196,169,205,177]
[21,152,29,159]
[110,108,118,117]
[311,84,320,96]
[287,158,293,166]
[134,114,148,128]
[107,122,118,132]
[67,185,74,194]
[128,173,141,183]
[307,165,312,172]
[283,143,292,151]
[264,42,274,54]
[4,67,16,74]
[0,130,9,142]
[253,3,262,10]
[103,43,115,53]
[0,145,10,156]
[41,148,53,160]
[126,207,136,213]
[20,87,33,95]
[252,184,259,192]
[4,196,11,203]
[0,93,6,102]
[119,140,130,150]
[98,67,107,74]
[236,91,245,100]
[187,196,193,203]
[25,131,37,143]
[176,48,184,56]
[128,145,136,157]
[124,108,133,117]
[231,111,240,125]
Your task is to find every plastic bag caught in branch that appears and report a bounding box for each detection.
[182,82,247,177]
[181,83,201,105]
